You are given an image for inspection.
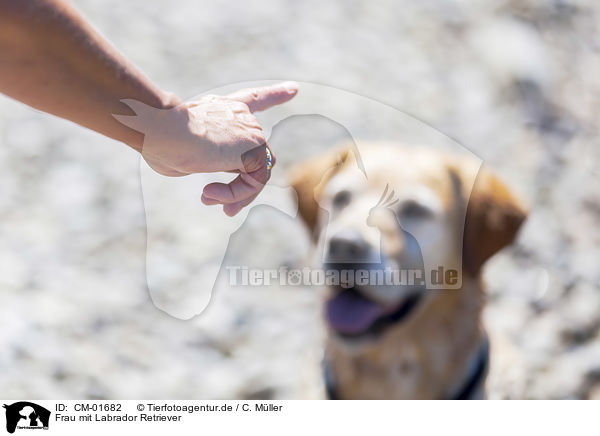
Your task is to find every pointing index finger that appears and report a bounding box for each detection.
[227,81,299,113]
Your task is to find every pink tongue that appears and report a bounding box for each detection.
[326,291,385,335]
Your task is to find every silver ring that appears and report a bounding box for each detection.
[266,148,273,171]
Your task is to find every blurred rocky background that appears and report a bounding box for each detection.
[0,0,599,399]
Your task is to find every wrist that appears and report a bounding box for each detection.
[159,90,183,109]
[119,90,182,152]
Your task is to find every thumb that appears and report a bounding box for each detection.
[227,81,298,113]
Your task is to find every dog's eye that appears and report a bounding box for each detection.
[399,200,432,219]
[332,190,352,209]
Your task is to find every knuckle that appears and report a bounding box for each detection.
[242,147,266,172]
[237,101,250,112]
[244,115,260,128]
[252,170,269,187]
[242,173,263,189]
[232,101,251,113]
[254,127,265,139]
[251,130,266,145]
[224,98,244,108]
[248,88,259,99]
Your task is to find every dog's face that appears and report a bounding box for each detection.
[291,143,526,343]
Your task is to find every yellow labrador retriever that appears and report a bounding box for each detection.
[290,143,527,399]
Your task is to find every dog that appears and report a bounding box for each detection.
[290,143,527,399]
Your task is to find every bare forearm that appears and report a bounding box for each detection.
[0,0,299,215]
[0,0,180,151]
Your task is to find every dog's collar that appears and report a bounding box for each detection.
[325,336,490,400]
[450,336,489,400]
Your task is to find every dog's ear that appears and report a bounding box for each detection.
[289,147,351,239]
[449,160,528,275]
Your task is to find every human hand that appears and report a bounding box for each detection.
[114,82,298,216]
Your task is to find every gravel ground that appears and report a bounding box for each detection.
[0,0,599,399]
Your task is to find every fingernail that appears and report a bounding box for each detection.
[282,81,299,94]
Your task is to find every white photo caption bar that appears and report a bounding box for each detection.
[0,400,594,436]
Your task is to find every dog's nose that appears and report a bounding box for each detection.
[328,230,371,261]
